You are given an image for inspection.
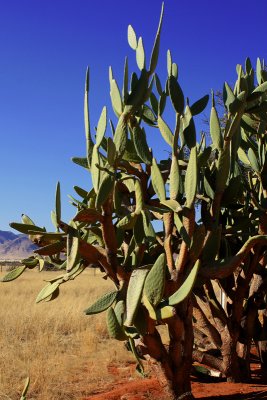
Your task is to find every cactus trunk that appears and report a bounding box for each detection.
[167,303,194,399]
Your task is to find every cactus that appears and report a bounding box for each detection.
[3,3,267,399]
[20,377,30,400]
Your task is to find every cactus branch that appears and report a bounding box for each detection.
[175,208,195,280]
[200,235,267,279]
[163,212,175,274]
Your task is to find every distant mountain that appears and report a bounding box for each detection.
[0,230,36,260]
[0,230,17,244]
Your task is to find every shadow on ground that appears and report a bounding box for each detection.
[194,364,267,400]
[198,391,267,400]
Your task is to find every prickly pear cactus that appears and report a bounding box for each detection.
[3,2,267,397]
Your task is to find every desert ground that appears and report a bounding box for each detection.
[0,268,266,400]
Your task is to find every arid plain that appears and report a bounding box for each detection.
[0,269,133,399]
[1,269,267,400]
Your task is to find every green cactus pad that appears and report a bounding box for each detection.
[184,146,197,208]
[252,80,267,94]
[95,106,107,148]
[182,106,196,149]
[110,78,123,116]
[141,210,156,243]
[134,180,144,213]
[143,253,166,307]
[95,172,115,209]
[158,115,173,147]
[29,232,65,240]
[0,265,26,282]
[125,70,149,113]
[84,290,118,315]
[247,148,260,172]
[133,213,146,244]
[168,75,184,114]
[151,157,166,201]
[216,146,230,193]
[210,101,223,150]
[136,37,145,71]
[21,214,35,225]
[55,181,61,225]
[106,307,127,340]
[160,199,181,212]
[117,212,137,230]
[73,186,90,199]
[91,145,101,193]
[167,259,200,306]
[155,303,176,321]
[10,222,45,235]
[124,267,150,327]
[114,300,126,326]
[66,224,80,272]
[71,157,89,169]
[107,137,116,166]
[113,115,128,159]
[149,2,164,75]
[44,286,60,302]
[133,306,148,335]
[20,257,39,267]
[172,62,178,79]
[34,241,65,256]
[169,154,180,200]
[131,123,152,165]
[190,94,209,116]
[167,49,172,77]
[36,281,62,303]
[127,25,137,50]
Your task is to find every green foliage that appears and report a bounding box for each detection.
[127,25,137,50]
[5,2,267,387]
[149,3,164,75]
[106,307,127,340]
[167,260,200,306]
[131,122,152,165]
[84,290,118,315]
[158,115,173,146]
[143,253,166,307]
[0,265,26,282]
[210,91,223,150]
[151,157,166,201]
[184,146,197,208]
[9,222,45,234]
[124,267,149,326]
[36,281,61,303]
[168,75,184,114]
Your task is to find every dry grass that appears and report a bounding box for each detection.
[0,269,133,400]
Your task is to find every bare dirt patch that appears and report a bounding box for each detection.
[85,359,267,400]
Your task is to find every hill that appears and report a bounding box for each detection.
[0,230,36,260]
[0,230,18,244]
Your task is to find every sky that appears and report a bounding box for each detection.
[0,0,266,232]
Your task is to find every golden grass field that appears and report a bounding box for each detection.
[0,268,133,400]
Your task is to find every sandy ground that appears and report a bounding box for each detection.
[85,359,267,400]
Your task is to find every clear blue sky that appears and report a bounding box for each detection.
[0,0,266,231]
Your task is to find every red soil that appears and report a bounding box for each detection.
[84,359,267,400]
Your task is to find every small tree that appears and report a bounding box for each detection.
[2,3,267,399]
